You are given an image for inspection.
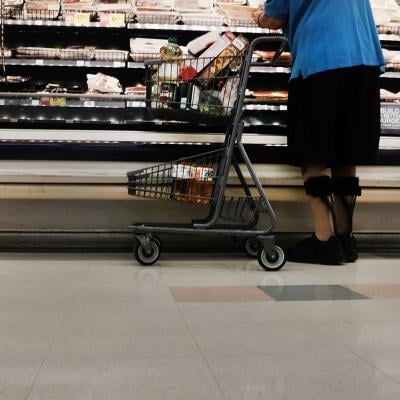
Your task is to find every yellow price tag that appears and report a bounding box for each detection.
[73,12,91,25]
[108,13,125,27]
[49,97,67,107]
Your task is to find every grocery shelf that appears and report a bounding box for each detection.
[3,19,126,29]
[127,22,280,35]
[4,59,126,68]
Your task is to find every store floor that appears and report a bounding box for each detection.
[1,252,400,400]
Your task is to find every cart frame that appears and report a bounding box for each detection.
[128,36,288,271]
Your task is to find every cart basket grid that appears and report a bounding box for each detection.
[144,54,246,120]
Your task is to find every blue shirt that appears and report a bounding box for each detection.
[265,0,385,79]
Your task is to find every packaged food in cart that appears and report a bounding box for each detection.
[190,164,214,205]
[171,162,193,201]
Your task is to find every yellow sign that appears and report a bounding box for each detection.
[73,12,91,25]
[108,13,125,27]
[49,97,67,107]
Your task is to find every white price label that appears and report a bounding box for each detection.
[77,60,85,67]
[34,20,43,25]
[84,101,95,107]
[31,99,40,106]
[0,99,4,105]
[113,61,123,67]
[35,59,44,65]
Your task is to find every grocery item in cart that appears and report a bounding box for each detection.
[171,163,193,201]
[87,72,123,93]
[185,32,236,74]
[187,31,221,56]
[198,34,248,86]
[190,164,214,205]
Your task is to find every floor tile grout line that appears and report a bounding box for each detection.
[171,294,228,400]
[24,264,92,400]
[348,349,400,386]
[298,314,400,387]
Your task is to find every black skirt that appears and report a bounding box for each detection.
[287,65,381,167]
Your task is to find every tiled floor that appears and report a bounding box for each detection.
[0,252,400,400]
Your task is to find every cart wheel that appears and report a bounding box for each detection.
[257,245,286,271]
[135,239,161,266]
[244,238,260,258]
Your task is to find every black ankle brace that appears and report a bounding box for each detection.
[331,177,362,196]
[331,176,361,234]
[304,176,338,234]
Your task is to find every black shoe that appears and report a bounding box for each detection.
[337,233,358,263]
[287,235,346,265]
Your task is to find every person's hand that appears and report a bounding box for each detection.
[252,9,263,26]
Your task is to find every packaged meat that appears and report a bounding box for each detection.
[216,0,246,5]
[247,90,288,102]
[24,0,61,19]
[16,46,61,59]
[0,49,12,58]
[94,49,129,61]
[60,47,95,60]
[218,3,256,19]
[125,84,146,98]
[380,88,400,102]
[180,13,224,26]
[135,0,173,11]
[87,72,123,93]
[253,50,292,66]
[174,0,213,13]
[187,31,221,56]
[130,37,167,61]
[134,10,179,24]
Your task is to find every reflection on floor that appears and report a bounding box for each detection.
[1,252,400,400]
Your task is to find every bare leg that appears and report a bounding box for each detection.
[301,164,333,241]
[331,166,356,234]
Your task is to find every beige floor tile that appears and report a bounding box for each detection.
[170,286,272,303]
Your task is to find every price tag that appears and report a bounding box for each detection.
[77,60,85,67]
[31,99,40,106]
[84,100,95,107]
[0,99,4,105]
[73,12,91,25]
[113,61,124,67]
[107,13,125,27]
[34,20,43,25]
[49,97,67,107]
[35,59,44,65]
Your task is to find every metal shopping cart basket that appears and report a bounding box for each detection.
[127,36,287,271]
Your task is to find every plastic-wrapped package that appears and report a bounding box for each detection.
[174,0,213,13]
[87,72,123,93]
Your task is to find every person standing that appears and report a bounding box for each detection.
[253,0,384,265]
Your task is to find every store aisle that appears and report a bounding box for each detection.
[1,252,400,400]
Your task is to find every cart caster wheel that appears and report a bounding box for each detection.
[244,238,260,258]
[257,245,286,271]
[135,239,161,266]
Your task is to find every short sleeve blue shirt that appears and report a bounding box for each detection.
[265,0,385,79]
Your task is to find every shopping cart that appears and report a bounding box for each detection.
[127,36,288,271]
